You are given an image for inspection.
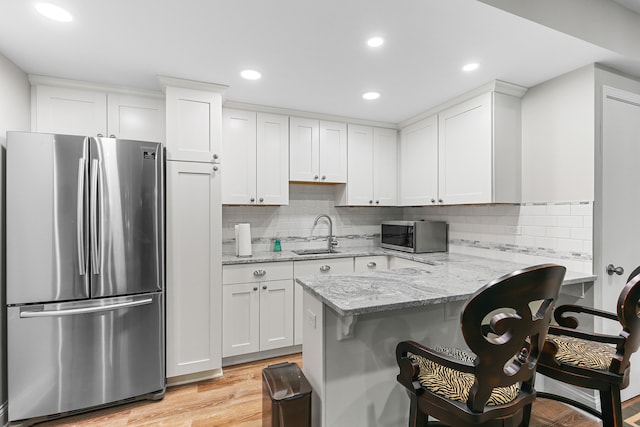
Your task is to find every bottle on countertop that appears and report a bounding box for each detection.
[273,234,281,252]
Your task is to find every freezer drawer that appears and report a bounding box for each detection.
[8,293,165,422]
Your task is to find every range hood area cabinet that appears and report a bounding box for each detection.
[399,83,526,206]
[221,108,289,205]
[335,124,398,206]
[289,117,348,183]
[30,76,165,143]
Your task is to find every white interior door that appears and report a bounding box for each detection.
[601,86,640,400]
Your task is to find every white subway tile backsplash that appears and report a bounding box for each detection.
[222,185,593,271]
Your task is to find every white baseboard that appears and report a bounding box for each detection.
[540,378,600,411]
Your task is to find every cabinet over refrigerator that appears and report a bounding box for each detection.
[6,131,165,425]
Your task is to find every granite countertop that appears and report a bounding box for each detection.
[222,246,595,317]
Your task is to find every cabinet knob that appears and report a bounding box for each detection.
[97,133,104,137]
[375,200,380,204]
[367,262,377,268]
[253,286,258,291]
[320,265,331,272]
[369,200,373,204]
[109,134,116,138]
[212,166,219,172]
[314,175,319,180]
[321,175,326,180]
[259,197,264,202]
[213,153,219,160]
[250,197,255,202]
[438,198,443,203]
[262,285,267,290]
[431,198,436,204]
[253,269,266,277]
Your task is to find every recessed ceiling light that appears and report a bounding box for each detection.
[35,3,73,22]
[362,92,381,100]
[462,63,480,72]
[367,37,384,48]
[240,69,261,80]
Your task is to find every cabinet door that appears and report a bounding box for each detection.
[221,109,257,204]
[289,117,319,181]
[399,116,438,206]
[33,85,107,136]
[222,283,260,357]
[438,93,492,204]
[166,161,222,377]
[346,124,374,205]
[107,94,165,142]
[373,127,398,206]
[319,121,347,183]
[257,113,289,205]
[166,86,222,162]
[294,282,304,346]
[260,279,294,351]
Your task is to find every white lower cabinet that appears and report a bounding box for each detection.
[222,262,294,358]
[293,257,354,345]
[166,160,221,379]
[388,256,425,269]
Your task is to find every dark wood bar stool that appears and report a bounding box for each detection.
[534,266,640,427]
[396,264,566,427]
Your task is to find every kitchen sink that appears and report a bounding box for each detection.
[292,248,340,255]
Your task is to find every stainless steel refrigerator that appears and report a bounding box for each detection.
[6,131,165,424]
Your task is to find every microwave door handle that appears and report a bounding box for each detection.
[76,157,86,275]
[90,159,101,275]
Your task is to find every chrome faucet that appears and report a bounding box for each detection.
[314,214,338,251]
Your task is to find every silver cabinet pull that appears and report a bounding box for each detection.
[367,262,377,268]
[321,175,326,180]
[262,285,267,290]
[431,198,436,204]
[253,269,267,277]
[375,200,380,204]
[97,133,104,137]
[314,175,319,180]
[369,200,373,204]
[253,286,258,291]
[250,197,255,202]
[212,165,219,172]
[213,153,219,160]
[259,197,264,202]
[109,134,116,138]
[438,198,443,203]
[320,265,331,272]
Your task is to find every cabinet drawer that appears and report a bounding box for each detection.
[294,257,353,277]
[354,256,389,272]
[223,261,293,284]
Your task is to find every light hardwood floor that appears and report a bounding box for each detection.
[36,353,609,426]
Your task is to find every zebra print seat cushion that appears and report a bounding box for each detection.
[547,334,615,370]
[409,347,520,406]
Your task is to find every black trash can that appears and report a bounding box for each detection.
[262,362,312,427]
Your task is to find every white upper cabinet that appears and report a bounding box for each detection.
[337,124,397,206]
[107,93,165,142]
[165,86,222,162]
[222,109,289,205]
[31,80,165,142]
[399,115,438,206]
[32,85,107,136]
[438,91,522,204]
[289,117,347,183]
[399,83,524,206]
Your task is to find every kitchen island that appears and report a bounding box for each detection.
[296,253,595,427]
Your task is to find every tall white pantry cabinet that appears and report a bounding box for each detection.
[163,79,225,382]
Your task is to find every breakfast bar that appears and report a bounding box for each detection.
[296,254,595,427]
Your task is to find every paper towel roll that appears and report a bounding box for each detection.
[235,223,252,257]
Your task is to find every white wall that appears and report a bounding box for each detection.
[0,52,30,421]
[521,65,595,202]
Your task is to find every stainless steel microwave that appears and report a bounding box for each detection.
[380,220,448,253]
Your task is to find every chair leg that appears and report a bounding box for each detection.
[521,402,532,427]
[408,394,427,427]
[599,386,623,427]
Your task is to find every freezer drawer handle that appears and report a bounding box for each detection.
[19,298,153,318]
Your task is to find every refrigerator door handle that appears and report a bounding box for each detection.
[19,297,153,318]
[90,158,101,275]
[77,157,87,276]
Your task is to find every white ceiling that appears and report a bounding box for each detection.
[614,0,640,13]
[0,0,634,123]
